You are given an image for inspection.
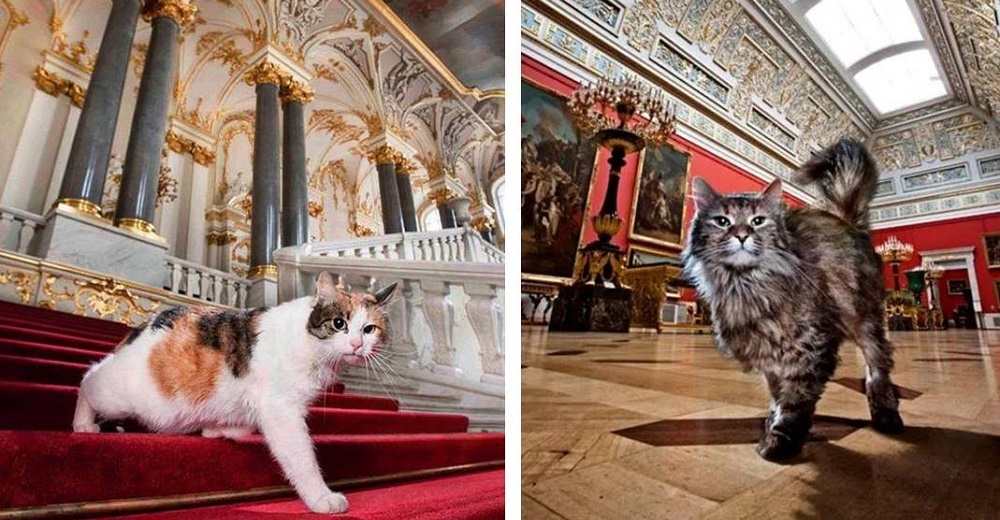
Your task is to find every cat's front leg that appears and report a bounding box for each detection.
[757,371,826,461]
[256,398,348,514]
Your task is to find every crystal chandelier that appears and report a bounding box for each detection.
[875,236,914,263]
[567,75,677,149]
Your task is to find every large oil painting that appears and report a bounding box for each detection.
[629,144,690,249]
[521,80,597,280]
[984,233,1000,269]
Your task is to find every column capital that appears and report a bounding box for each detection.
[394,155,416,176]
[141,0,197,26]
[280,78,315,104]
[366,144,403,166]
[428,187,456,205]
[470,215,495,231]
[243,61,288,87]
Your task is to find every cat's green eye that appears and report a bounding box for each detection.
[712,216,731,227]
[751,216,767,226]
[332,317,347,331]
[363,324,377,334]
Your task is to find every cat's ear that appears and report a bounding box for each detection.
[760,178,783,208]
[691,177,720,211]
[315,272,344,301]
[371,283,397,307]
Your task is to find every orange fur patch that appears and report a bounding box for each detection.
[148,309,224,405]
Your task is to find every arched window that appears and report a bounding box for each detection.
[422,206,442,231]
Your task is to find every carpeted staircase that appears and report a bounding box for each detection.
[0,301,504,519]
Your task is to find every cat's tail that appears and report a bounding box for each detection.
[797,138,879,228]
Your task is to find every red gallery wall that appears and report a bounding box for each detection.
[521,55,803,254]
[871,214,1000,314]
[937,269,971,318]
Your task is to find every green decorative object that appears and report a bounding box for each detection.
[906,269,926,305]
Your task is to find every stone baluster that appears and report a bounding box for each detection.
[367,145,403,234]
[464,282,504,384]
[55,0,144,218]
[243,61,286,306]
[114,0,197,236]
[419,280,457,377]
[280,78,313,248]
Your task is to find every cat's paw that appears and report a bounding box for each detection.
[871,409,904,435]
[304,489,349,514]
[756,430,803,462]
[73,422,100,433]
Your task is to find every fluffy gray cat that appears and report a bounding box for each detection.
[682,139,903,461]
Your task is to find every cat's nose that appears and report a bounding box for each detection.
[735,233,749,244]
[350,338,363,351]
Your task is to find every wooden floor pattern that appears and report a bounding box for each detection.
[522,327,1000,519]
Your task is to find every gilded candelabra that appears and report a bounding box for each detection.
[566,76,677,286]
[876,236,915,330]
[875,235,913,292]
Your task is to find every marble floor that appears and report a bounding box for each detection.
[521,326,1000,519]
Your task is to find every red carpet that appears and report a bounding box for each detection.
[102,469,505,520]
[0,302,504,517]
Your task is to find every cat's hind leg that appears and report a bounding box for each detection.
[72,391,100,433]
[858,321,904,434]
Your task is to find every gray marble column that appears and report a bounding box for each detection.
[115,3,193,233]
[56,0,142,217]
[370,146,403,234]
[280,81,312,247]
[395,158,417,232]
[245,62,284,276]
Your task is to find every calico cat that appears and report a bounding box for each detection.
[681,139,903,461]
[72,272,396,514]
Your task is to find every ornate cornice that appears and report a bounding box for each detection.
[32,66,85,107]
[280,78,315,104]
[243,61,288,87]
[142,0,198,26]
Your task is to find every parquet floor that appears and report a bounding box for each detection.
[521,326,1000,519]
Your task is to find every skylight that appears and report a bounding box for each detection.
[805,0,922,68]
[791,0,951,116]
[854,49,946,114]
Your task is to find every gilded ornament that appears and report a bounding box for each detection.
[53,198,104,220]
[206,230,238,246]
[394,156,416,176]
[118,217,159,238]
[362,16,385,37]
[309,110,363,144]
[366,144,401,166]
[243,61,288,86]
[33,67,87,107]
[358,111,384,135]
[281,79,315,104]
[312,59,344,82]
[427,188,455,204]
[0,268,37,304]
[470,216,494,232]
[38,274,160,327]
[142,0,198,26]
[349,222,375,237]
[307,200,324,217]
[165,129,216,165]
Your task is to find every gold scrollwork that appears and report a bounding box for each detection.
[349,221,375,237]
[0,268,38,304]
[307,200,324,217]
[38,274,161,326]
[427,187,456,204]
[206,230,238,246]
[365,144,400,166]
[470,216,494,231]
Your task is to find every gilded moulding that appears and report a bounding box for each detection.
[243,61,289,87]
[206,230,238,246]
[53,198,104,220]
[117,217,161,241]
[142,0,198,26]
[33,66,86,108]
[166,129,216,166]
[39,274,160,326]
[366,144,402,166]
[247,264,278,280]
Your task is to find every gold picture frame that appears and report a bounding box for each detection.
[983,233,1000,269]
[627,142,692,251]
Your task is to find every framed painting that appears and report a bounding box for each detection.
[628,143,691,250]
[947,279,969,295]
[984,233,1000,269]
[626,243,680,268]
[520,78,598,281]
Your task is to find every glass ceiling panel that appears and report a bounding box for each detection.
[804,0,922,68]
[853,49,946,114]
